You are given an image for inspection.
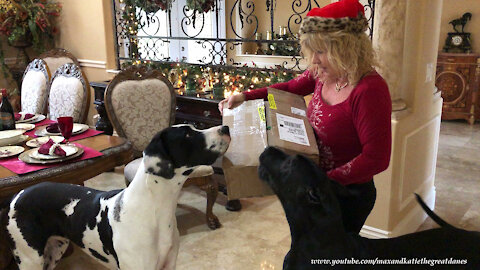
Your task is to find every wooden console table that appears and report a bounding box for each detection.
[436,53,480,124]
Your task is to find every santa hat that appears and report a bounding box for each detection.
[299,0,368,35]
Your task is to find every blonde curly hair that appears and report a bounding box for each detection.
[300,31,377,86]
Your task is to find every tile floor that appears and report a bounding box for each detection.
[54,120,480,270]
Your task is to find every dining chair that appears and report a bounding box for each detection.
[20,58,50,114]
[48,63,90,123]
[104,65,222,230]
[39,48,81,76]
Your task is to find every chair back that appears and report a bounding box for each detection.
[48,63,90,123]
[105,65,176,157]
[21,59,50,114]
[39,48,80,77]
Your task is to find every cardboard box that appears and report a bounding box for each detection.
[222,88,319,200]
[265,88,319,162]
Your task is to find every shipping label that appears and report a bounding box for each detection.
[276,113,310,146]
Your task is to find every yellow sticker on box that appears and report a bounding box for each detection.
[258,106,266,122]
[267,93,277,109]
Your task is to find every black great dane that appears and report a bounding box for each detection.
[258,146,480,270]
[0,124,230,270]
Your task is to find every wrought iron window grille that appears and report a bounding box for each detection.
[112,0,375,98]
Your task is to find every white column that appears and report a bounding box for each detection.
[362,0,444,238]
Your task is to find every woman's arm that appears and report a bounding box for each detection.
[243,70,317,101]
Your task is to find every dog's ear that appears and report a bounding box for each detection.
[306,186,342,217]
[306,188,324,205]
[143,130,175,179]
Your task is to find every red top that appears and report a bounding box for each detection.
[243,70,391,185]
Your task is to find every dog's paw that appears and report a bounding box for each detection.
[207,215,221,230]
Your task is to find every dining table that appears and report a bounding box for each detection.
[0,121,133,201]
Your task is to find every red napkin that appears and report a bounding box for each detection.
[46,123,60,133]
[38,139,66,156]
[14,113,35,121]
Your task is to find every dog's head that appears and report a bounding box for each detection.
[258,147,344,219]
[143,124,230,179]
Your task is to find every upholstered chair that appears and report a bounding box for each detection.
[105,65,222,229]
[48,63,90,123]
[39,48,81,76]
[20,59,50,114]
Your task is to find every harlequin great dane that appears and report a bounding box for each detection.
[0,124,230,270]
[258,146,480,270]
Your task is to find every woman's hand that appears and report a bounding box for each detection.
[218,93,246,115]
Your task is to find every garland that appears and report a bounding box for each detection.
[122,60,299,99]
[130,0,213,14]
[186,0,215,14]
[128,0,175,14]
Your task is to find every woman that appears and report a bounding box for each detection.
[218,0,391,233]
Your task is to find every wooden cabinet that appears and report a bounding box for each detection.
[175,95,222,129]
[435,53,480,124]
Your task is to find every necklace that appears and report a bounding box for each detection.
[335,81,348,92]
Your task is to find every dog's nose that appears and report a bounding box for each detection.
[219,125,230,136]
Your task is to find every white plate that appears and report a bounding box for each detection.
[0,130,26,146]
[16,114,45,124]
[29,145,79,160]
[19,147,84,164]
[26,136,65,148]
[0,146,25,158]
[39,123,89,136]
[15,112,37,123]
[15,123,35,131]
[0,135,29,147]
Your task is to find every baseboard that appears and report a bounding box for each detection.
[78,59,106,69]
[106,69,120,74]
[360,186,436,239]
[360,225,391,239]
[3,57,106,69]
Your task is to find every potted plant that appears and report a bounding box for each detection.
[0,0,62,75]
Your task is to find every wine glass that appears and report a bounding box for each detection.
[57,116,74,144]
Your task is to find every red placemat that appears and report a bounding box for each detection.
[34,119,56,127]
[25,128,104,141]
[0,143,104,175]
[70,129,104,141]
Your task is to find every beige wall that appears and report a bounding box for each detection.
[55,0,117,126]
[439,0,480,53]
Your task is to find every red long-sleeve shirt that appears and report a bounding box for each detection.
[244,70,392,186]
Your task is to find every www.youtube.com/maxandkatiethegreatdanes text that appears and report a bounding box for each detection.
[311,258,468,267]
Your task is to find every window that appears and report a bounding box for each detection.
[116,0,226,65]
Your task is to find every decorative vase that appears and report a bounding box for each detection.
[7,33,33,92]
